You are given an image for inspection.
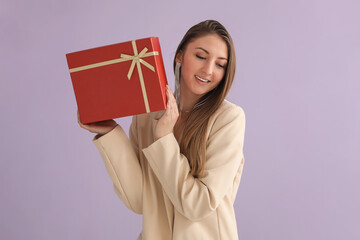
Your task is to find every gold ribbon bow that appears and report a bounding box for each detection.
[69,40,159,113]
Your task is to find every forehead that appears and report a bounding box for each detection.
[187,34,228,58]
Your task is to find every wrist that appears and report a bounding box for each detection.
[154,131,172,141]
[96,124,118,139]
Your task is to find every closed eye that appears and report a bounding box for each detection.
[217,63,225,69]
[196,54,206,60]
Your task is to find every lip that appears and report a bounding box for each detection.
[195,75,211,84]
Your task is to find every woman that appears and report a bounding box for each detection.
[78,20,246,240]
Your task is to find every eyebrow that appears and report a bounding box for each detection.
[195,47,228,61]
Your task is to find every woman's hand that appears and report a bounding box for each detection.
[77,110,118,136]
[154,85,179,140]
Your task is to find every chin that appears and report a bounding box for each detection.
[194,86,216,96]
[191,89,209,97]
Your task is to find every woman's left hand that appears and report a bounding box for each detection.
[154,85,179,140]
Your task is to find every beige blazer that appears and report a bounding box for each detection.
[93,100,246,240]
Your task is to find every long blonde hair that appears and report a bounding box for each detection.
[173,20,236,178]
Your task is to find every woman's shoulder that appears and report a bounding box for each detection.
[206,99,245,139]
[213,100,245,120]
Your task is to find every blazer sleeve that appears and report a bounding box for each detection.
[142,106,246,221]
[93,116,143,214]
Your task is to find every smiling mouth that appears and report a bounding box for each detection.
[195,75,210,83]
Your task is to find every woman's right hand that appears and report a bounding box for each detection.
[77,110,118,136]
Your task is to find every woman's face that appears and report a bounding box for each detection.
[177,34,228,99]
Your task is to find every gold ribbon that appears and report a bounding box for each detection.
[69,40,159,113]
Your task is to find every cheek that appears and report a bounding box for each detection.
[181,62,194,79]
[214,70,225,83]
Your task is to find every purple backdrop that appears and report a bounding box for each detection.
[1,0,359,239]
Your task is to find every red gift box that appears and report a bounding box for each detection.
[66,37,168,124]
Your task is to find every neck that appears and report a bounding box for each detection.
[178,89,201,113]
[178,81,205,113]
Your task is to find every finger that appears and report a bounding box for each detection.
[167,86,176,101]
[166,87,172,110]
[164,86,178,119]
[165,87,178,115]
[169,91,177,109]
[167,86,176,102]
[167,87,176,105]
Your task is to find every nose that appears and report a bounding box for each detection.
[201,60,213,76]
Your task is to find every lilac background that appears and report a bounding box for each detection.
[1,0,359,239]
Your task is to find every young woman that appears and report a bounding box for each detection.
[78,20,246,240]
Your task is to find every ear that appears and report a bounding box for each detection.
[175,50,183,64]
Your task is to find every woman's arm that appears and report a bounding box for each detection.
[142,105,245,221]
[78,111,143,214]
[93,120,143,214]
